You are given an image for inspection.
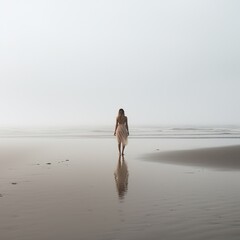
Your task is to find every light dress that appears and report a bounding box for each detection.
[116,122,128,146]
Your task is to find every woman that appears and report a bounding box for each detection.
[114,108,129,155]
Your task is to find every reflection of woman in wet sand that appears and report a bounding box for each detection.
[114,155,129,199]
[114,108,129,155]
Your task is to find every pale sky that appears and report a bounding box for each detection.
[1,0,240,127]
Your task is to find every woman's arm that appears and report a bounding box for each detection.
[126,117,129,135]
[114,118,118,135]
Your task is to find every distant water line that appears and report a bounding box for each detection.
[0,126,240,139]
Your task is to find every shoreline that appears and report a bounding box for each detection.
[0,126,240,139]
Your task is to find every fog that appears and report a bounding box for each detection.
[1,0,240,126]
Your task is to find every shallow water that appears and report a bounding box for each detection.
[0,129,240,240]
[0,125,240,139]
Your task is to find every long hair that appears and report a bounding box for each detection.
[118,108,125,117]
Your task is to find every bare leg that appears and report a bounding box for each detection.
[122,145,125,155]
[118,143,121,155]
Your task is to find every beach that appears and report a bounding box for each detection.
[145,145,240,170]
[1,127,240,240]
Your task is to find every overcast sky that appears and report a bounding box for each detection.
[0,0,240,127]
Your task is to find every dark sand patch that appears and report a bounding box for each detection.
[145,145,240,170]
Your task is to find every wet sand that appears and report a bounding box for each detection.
[145,145,240,170]
[1,137,240,240]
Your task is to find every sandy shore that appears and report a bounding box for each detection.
[145,145,240,170]
[1,136,240,240]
